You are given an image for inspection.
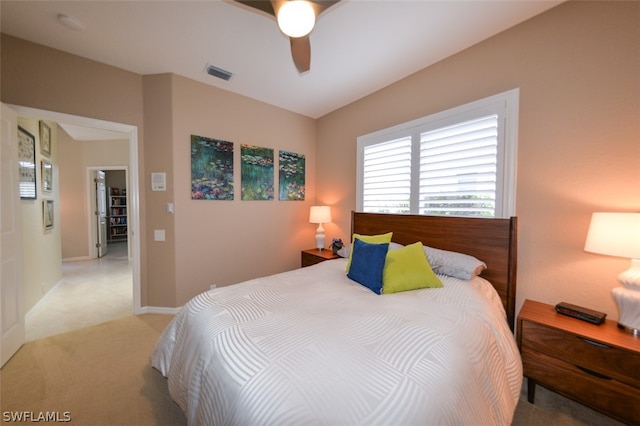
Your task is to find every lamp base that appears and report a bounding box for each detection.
[315,224,326,251]
[612,286,640,335]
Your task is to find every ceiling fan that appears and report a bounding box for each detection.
[234,0,341,73]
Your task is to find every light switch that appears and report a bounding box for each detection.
[154,229,165,241]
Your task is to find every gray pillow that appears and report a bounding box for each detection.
[422,245,486,280]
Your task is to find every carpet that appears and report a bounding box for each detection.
[1,315,185,425]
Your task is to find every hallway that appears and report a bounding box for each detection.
[25,241,133,341]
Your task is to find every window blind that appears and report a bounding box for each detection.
[356,89,518,218]
[362,136,411,213]
[419,115,498,217]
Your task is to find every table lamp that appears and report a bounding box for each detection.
[309,206,331,251]
[584,212,640,335]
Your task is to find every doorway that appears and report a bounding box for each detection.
[8,105,142,333]
[89,168,130,260]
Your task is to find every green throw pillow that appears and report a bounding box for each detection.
[345,232,393,272]
[382,242,443,294]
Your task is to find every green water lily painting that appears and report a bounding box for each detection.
[241,145,274,200]
[191,135,234,200]
[279,150,305,201]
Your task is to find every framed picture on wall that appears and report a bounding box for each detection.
[43,199,54,230]
[18,126,37,200]
[241,144,274,200]
[191,134,234,200]
[40,120,51,157]
[278,150,305,201]
[42,161,53,192]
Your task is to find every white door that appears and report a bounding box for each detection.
[1,103,25,367]
[94,170,108,257]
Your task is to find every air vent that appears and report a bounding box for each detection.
[205,64,233,81]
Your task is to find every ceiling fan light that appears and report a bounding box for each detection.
[277,1,316,38]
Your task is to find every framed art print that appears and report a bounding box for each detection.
[42,161,53,192]
[43,199,54,230]
[40,121,51,157]
[241,144,274,200]
[278,150,305,201]
[18,126,37,199]
[191,134,234,200]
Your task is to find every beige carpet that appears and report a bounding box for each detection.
[0,314,626,426]
[1,314,185,425]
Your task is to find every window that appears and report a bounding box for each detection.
[357,89,518,218]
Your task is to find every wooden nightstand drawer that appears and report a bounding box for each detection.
[517,299,640,425]
[522,321,640,389]
[522,348,640,423]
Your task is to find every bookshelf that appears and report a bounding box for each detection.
[108,187,127,242]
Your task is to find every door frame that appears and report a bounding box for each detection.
[8,105,142,314]
[88,167,129,259]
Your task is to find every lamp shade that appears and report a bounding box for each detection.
[277,1,316,38]
[309,206,331,224]
[584,212,640,259]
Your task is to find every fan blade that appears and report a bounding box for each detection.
[290,36,311,73]
[236,0,340,73]
[311,0,341,16]
[235,0,275,16]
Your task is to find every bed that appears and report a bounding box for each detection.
[151,212,522,425]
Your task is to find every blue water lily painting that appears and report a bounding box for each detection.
[241,145,274,200]
[191,135,234,200]
[279,150,305,201]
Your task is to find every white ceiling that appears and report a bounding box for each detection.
[1,0,563,122]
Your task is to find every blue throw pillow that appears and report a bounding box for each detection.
[347,238,389,294]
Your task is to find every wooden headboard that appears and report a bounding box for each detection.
[351,212,518,331]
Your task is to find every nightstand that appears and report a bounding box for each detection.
[517,299,640,424]
[301,248,339,267]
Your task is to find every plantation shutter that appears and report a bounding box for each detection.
[362,136,412,213]
[419,115,498,217]
[356,89,518,218]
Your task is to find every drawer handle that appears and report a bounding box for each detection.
[578,337,610,349]
[576,365,612,380]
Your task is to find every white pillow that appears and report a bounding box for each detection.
[423,245,486,280]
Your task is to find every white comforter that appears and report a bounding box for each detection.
[151,259,522,426]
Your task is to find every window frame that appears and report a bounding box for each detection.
[356,89,519,218]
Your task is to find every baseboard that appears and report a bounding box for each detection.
[137,306,181,315]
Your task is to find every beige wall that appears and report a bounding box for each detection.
[105,170,127,194]
[170,74,316,305]
[58,129,85,259]
[141,73,317,306]
[142,74,176,307]
[17,117,62,313]
[316,1,640,320]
